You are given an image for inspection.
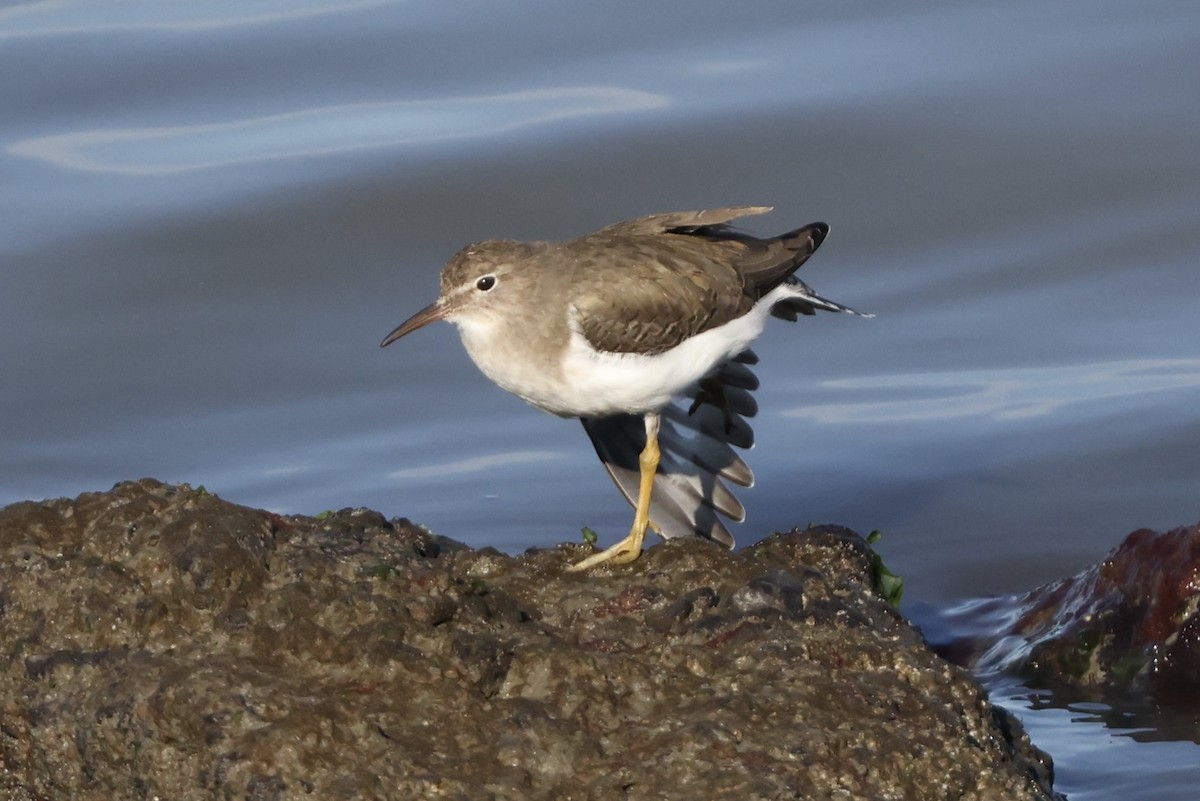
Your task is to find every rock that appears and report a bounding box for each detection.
[0,479,1058,800]
[952,524,1200,702]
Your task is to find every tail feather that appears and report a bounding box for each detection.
[771,278,874,321]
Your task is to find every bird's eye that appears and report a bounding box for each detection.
[475,275,497,292]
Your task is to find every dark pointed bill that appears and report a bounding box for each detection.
[380,301,446,347]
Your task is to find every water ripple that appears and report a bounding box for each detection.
[0,0,398,37]
[8,86,667,175]
[783,358,1200,423]
[387,451,564,481]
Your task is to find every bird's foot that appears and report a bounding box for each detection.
[567,523,654,571]
[569,414,658,572]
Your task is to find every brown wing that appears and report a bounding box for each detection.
[567,233,751,355]
[594,206,774,236]
[568,208,829,354]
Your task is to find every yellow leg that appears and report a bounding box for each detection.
[568,413,660,571]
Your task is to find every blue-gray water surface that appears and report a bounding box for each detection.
[3,2,1198,797]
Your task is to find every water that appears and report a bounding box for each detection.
[989,681,1200,801]
[3,1,1199,795]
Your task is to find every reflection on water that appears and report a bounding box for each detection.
[990,681,1200,801]
[785,359,1200,424]
[387,450,564,481]
[1024,690,1200,746]
[9,87,667,175]
[0,0,397,37]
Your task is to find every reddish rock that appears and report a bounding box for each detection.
[968,524,1200,700]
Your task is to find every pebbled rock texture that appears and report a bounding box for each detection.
[0,479,1058,800]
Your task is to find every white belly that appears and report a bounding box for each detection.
[457,284,794,419]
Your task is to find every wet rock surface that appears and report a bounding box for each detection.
[949,523,1200,703]
[0,479,1058,800]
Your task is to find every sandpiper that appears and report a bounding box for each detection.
[381,206,869,570]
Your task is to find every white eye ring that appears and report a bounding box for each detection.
[475,274,497,291]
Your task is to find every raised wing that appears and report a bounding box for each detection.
[594,206,774,236]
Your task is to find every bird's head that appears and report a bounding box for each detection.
[380,240,541,347]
